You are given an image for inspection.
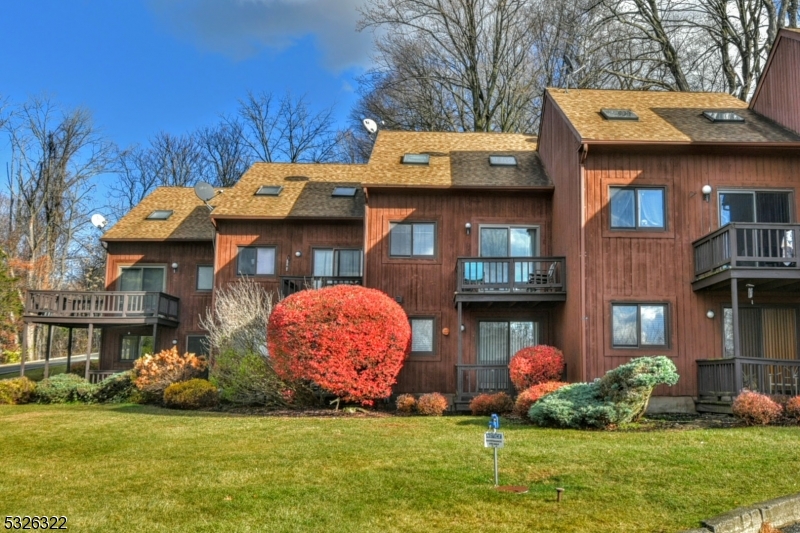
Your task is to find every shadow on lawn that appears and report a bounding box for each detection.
[109,404,236,418]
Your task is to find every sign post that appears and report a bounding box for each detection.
[484,414,504,486]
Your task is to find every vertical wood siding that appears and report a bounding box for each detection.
[751,34,800,136]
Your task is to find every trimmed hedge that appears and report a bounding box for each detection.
[469,392,514,416]
[417,393,449,416]
[93,371,136,403]
[732,391,782,426]
[163,379,219,410]
[0,377,36,404]
[36,374,97,404]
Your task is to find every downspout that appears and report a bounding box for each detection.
[579,143,589,382]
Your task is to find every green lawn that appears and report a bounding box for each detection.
[1,406,799,533]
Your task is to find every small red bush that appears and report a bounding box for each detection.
[417,393,448,416]
[396,394,417,415]
[513,381,569,418]
[732,390,782,425]
[785,396,800,421]
[508,345,565,390]
[268,285,411,406]
[469,392,514,416]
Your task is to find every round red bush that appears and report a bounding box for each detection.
[469,392,514,416]
[785,396,800,421]
[732,390,782,425]
[513,381,569,418]
[267,285,411,406]
[508,345,565,390]
[417,393,449,416]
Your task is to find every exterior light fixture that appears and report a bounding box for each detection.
[172,339,178,345]
[171,262,179,272]
[746,283,755,303]
[465,222,472,235]
[295,251,302,257]
[706,310,715,319]
[460,324,466,332]
[702,185,712,202]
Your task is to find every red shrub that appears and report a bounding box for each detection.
[396,394,417,415]
[508,345,565,390]
[268,285,411,406]
[417,393,449,416]
[513,381,569,418]
[732,390,782,425]
[469,392,514,416]
[785,396,800,421]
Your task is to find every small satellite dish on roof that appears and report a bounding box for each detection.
[362,118,378,134]
[91,214,107,229]
[194,181,216,202]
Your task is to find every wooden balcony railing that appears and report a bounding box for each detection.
[24,291,180,322]
[281,276,362,297]
[456,364,513,396]
[698,357,800,398]
[693,223,800,280]
[456,257,565,293]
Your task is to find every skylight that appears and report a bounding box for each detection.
[402,153,430,165]
[703,111,745,123]
[255,186,283,196]
[600,109,639,121]
[332,187,358,197]
[489,155,517,167]
[146,210,173,220]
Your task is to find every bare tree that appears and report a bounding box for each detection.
[196,119,251,187]
[108,145,161,219]
[148,131,202,187]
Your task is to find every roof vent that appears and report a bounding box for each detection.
[600,109,639,121]
[703,111,745,123]
[402,153,430,165]
[332,187,358,197]
[146,210,173,220]
[284,175,309,182]
[255,186,283,196]
[489,155,517,167]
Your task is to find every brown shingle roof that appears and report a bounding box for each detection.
[547,88,800,143]
[102,187,223,241]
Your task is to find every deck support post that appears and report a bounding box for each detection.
[457,301,463,398]
[731,278,743,394]
[152,323,158,355]
[66,328,73,373]
[20,323,29,378]
[44,324,54,379]
[85,323,94,381]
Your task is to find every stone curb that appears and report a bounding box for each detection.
[678,493,800,533]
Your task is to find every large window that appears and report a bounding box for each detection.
[478,321,539,364]
[197,265,214,291]
[389,222,436,258]
[313,249,362,277]
[609,187,666,230]
[479,226,537,257]
[121,335,153,361]
[237,246,276,276]
[187,335,210,357]
[119,266,165,292]
[611,303,668,348]
[719,190,792,225]
[723,306,798,359]
[409,317,435,355]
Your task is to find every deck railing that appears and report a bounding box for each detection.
[698,357,800,398]
[456,257,565,293]
[281,276,362,296]
[693,223,800,280]
[24,291,180,322]
[456,364,513,396]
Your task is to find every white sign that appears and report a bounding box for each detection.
[484,431,504,448]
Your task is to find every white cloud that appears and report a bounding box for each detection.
[148,0,373,70]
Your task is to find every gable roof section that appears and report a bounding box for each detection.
[749,28,800,136]
[546,88,800,144]
[102,187,223,242]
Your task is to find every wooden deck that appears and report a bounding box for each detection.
[23,290,180,327]
[697,357,800,412]
[454,257,566,304]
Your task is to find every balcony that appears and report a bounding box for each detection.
[23,291,180,327]
[454,257,566,305]
[281,276,362,297]
[693,223,800,291]
[698,357,800,404]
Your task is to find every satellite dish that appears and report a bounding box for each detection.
[194,181,216,202]
[91,214,107,229]
[362,118,378,134]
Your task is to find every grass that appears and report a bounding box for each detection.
[1,406,799,533]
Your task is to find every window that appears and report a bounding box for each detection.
[121,335,153,361]
[313,249,362,277]
[489,155,517,166]
[402,153,430,165]
[719,190,792,225]
[197,265,213,291]
[119,266,165,292]
[480,226,537,257]
[600,109,638,121]
[255,186,283,196]
[609,187,665,230]
[237,246,276,276]
[389,222,436,258]
[410,317,435,355]
[611,303,668,348]
[703,111,744,123]
[332,187,358,197]
[187,335,210,357]
[146,210,173,220]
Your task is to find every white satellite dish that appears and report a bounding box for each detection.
[194,181,216,202]
[362,118,378,134]
[91,214,107,229]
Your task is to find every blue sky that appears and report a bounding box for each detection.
[1,0,370,165]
